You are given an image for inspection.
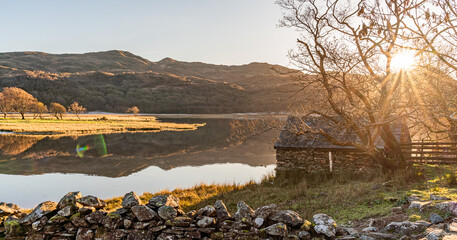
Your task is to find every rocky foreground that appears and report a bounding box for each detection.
[2,192,457,239]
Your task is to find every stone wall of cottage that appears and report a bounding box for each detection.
[275,148,378,172]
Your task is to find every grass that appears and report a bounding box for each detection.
[104,165,445,224]
[0,113,204,135]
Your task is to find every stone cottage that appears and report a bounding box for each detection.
[274,115,411,172]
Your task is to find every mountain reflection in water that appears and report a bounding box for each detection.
[0,118,278,177]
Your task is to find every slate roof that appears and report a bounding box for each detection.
[274,115,410,150]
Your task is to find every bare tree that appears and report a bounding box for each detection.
[2,87,37,120]
[49,102,66,120]
[68,102,87,119]
[126,106,140,116]
[275,0,451,170]
[0,92,10,119]
[32,102,48,120]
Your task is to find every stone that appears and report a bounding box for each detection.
[434,201,457,214]
[126,230,154,240]
[132,221,151,229]
[4,218,25,236]
[102,213,122,229]
[215,200,231,221]
[0,202,20,217]
[43,224,62,235]
[78,206,95,214]
[121,191,142,209]
[270,210,304,227]
[76,195,106,209]
[234,201,255,223]
[70,213,89,227]
[426,229,445,240]
[253,204,278,228]
[313,213,337,238]
[21,201,58,224]
[186,231,201,239]
[57,191,82,209]
[341,227,359,236]
[150,225,167,232]
[84,210,106,224]
[430,194,452,201]
[297,231,311,239]
[384,221,426,235]
[197,216,216,228]
[430,213,445,224]
[57,205,77,217]
[359,236,377,240]
[186,210,197,219]
[25,233,46,240]
[123,219,132,229]
[47,215,68,224]
[149,195,180,208]
[366,232,396,239]
[449,222,457,232]
[169,216,192,227]
[76,228,94,240]
[300,219,312,231]
[415,220,432,227]
[131,205,158,221]
[157,232,177,240]
[261,222,288,237]
[158,205,177,220]
[409,201,432,210]
[197,205,217,217]
[362,226,378,232]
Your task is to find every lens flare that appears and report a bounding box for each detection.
[76,134,107,158]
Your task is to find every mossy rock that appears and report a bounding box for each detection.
[107,212,121,219]
[300,220,312,231]
[48,215,68,224]
[210,232,224,239]
[4,220,25,236]
[69,212,81,221]
[408,214,421,222]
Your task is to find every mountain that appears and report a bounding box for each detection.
[0,50,305,113]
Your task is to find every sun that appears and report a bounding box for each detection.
[391,52,416,72]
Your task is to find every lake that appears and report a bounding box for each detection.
[0,116,278,208]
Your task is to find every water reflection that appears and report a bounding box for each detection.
[0,119,277,177]
[0,163,276,208]
[0,117,279,207]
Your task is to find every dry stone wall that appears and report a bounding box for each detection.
[275,148,378,172]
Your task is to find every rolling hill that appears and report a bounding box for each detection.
[0,50,305,113]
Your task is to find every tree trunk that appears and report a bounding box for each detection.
[20,112,25,120]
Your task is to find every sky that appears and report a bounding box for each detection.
[0,0,298,66]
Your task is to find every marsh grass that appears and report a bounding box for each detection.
[0,113,203,135]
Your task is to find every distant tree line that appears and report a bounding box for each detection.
[0,87,87,120]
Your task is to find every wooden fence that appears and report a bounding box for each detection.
[401,141,457,163]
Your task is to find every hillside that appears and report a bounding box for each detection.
[0,50,305,113]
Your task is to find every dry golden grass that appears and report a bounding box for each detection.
[0,113,203,135]
[104,167,429,223]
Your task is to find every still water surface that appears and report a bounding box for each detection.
[0,117,277,208]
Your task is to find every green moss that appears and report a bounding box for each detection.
[69,212,81,221]
[48,215,68,224]
[408,214,421,222]
[107,212,120,219]
[4,220,25,236]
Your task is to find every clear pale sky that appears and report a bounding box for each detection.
[0,0,298,66]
